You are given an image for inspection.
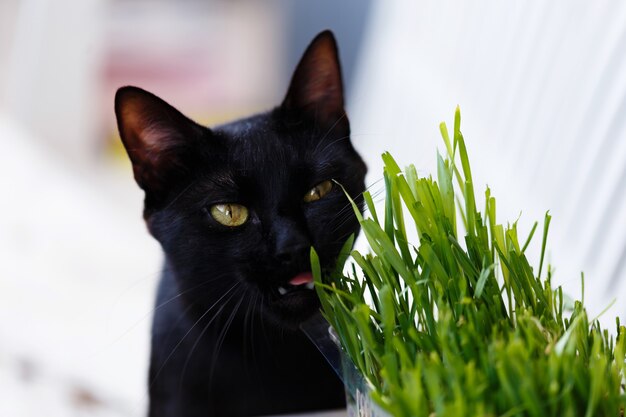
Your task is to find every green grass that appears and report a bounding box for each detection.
[311,107,626,417]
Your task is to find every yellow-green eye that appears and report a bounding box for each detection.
[303,180,333,203]
[210,203,249,227]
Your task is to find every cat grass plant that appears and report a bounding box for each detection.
[311,108,626,417]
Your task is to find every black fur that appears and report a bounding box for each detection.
[115,31,366,416]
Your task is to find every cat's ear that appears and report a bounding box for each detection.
[281,30,345,126]
[115,86,204,196]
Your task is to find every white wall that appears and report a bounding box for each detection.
[2,0,103,163]
[351,0,626,324]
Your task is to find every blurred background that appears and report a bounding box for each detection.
[1,0,625,416]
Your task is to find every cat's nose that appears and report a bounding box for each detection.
[273,218,311,263]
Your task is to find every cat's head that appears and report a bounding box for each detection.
[115,31,366,328]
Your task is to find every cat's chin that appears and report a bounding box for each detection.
[265,288,321,330]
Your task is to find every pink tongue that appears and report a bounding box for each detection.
[289,272,313,286]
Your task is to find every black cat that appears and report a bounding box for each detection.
[115,31,366,416]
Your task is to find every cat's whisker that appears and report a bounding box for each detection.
[208,291,246,385]
[329,216,358,236]
[315,134,351,156]
[258,295,273,351]
[309,111,348,155]
[147,281,242,394]
[179,285,246,390]
[327,202,353,223]
[327,204,356,227]
[367,178,385,192]
[242,289,259,364]
[329,177,385,217]
[363,184,386,206]
[106,278,216,349]
[317,112,348,145]
[136,270,234,318]
[241,293,251,368]
[111,263,171,304]
[105,273,161,332]
[249,293,260,364]
[105,262,178,334]
[247,293,263,376]
[324,178,387,238]
[160,179,196,212]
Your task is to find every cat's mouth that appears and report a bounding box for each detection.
[261,270,320,328]
[275,272,315,296]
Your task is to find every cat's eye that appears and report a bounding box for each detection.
[303,180,333,203]
[209,203,249,227]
